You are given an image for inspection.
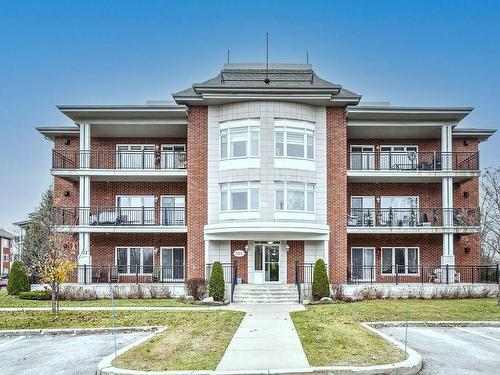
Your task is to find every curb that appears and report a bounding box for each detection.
[366,320,500,328]
[0,326,161,337]
[97,323,422,375]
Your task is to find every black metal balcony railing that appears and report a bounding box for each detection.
[67,265,186,284]
[54,207,186,226]
[349,151,479,171]
[347,207,480,228]
[347,264,500,285]
[52,150,187,170]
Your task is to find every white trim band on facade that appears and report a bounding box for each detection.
[347,226,480,234]
[204,222,330,241]
[57,226,187,234]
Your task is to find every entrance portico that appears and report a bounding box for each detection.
[204,222,330,285]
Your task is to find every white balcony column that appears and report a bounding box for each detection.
[323,239,329,276]
[441,123,453,171]
[79,176,91,225]
[204,240,210,279]
[79,123,91,169]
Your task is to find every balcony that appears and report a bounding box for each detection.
[54,206,187,233]
[347,207,480,234]
[347,151,480,182]
[51,149,188,181]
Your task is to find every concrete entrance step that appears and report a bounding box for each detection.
[233,284,299,304]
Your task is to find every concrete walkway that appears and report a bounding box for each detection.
[216,304,310,371]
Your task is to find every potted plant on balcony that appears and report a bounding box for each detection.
[410,208,416,226]
[433,208,439,225]
[388,207,394,226]
[364,210,373,227]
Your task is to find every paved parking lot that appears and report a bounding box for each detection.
[0,332,148,375]
[380,326,500,375]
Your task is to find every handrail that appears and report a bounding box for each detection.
[295,260,302,303]
[52,149,187,170]
[348,150,479,171]
[231,260,237,303]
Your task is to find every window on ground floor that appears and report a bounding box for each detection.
[381,247,419,275]
[116,247,154,274]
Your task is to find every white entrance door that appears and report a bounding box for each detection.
[253,243,280,283]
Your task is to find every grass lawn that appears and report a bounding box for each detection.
[0,309,244,370]
[113,312,243,371]
[0,290,201,308]
[291,298,500,367]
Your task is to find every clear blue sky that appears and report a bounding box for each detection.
[0,0,499,231]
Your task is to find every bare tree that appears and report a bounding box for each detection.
[21,188,78,312]
[479,168,500,264]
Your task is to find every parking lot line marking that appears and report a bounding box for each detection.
[455,327,500,343]
[0,336,26,349]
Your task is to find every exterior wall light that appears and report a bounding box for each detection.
[286,244,290,252]
[244,244,248,253]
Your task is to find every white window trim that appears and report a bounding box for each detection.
[219,119,260,160]
[160,246,185,280]
[380,196,419,208]
[115,144,156,169]
[275,181,315,213]
[381,247,420,276]
[115,246,155,275]
[274,119,315,161]
[160,195,186,226]
[220,181,260,212]
[115,195,155,207]
[350,247,376,281]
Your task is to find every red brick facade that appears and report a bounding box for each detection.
[286,241,304,283]
[50,108,484,285]
[186,106,208,279]
[327,107,348,283]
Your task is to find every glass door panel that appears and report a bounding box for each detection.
[264,244,280,282]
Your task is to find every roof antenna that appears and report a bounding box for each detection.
[264,32,270,84]
[306,50,309,64]
[227,49,230,64]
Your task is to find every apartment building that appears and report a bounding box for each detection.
[0,229,14,276]
[38,63,495,296]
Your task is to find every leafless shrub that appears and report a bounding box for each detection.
[185,278,207,301]
[59,286,98,301]
[386,288,392,300]
[479,286,491,298]
[374,287,384,299]
[331,284,344,301]
[129,284,146,299]
[449,287,461,299]
[462,286,475,299]
[438,287,451,299]
[146,285,172,299]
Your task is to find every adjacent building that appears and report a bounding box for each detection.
[0,229,14,276]
[37,63,496,297]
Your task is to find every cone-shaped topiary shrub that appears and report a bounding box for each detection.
[7,261,30,295]
[208,261,225,301]
[312,258,329,300]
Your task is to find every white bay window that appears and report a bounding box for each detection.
[275,182,315,212]
[274,119,315,160]
[220,119,260,160]
[220,181,260,212]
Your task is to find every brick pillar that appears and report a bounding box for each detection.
[326,107,348,283]
[231,240,248,283]
[286,241,304,283]
[186,106,208,279]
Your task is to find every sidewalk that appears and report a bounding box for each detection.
[216,304,310,371]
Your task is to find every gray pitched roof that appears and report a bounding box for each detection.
[0,229,14,239]
[173,63,360,103]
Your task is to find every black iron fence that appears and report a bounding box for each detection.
[348,151,479,171]
[346,264,500,285]
[52,149,187,170]
[347,207,480,228]
[54,207,186,226]
[67,265,186,284]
